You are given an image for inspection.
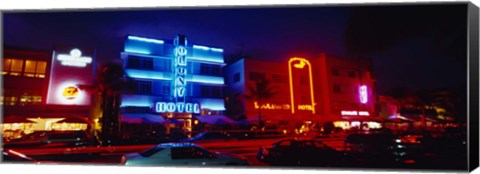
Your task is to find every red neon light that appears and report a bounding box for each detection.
[288,57,315,114]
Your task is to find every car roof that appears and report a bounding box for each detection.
[155,143,200,148]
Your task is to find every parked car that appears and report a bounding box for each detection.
[3,130,92,148]
[121,143,249,166]
[343,132,418,164]
[181,131,236,143]
[257,138,343,166]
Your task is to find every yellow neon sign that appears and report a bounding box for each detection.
[288,57,315,114]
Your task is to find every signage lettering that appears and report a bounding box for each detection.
[57,49,92,67]
[341,110,370,116]
[359,85,368,104]
[155,102,200,114]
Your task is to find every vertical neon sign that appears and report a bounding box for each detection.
[359,85,368,104]
[174,35,188,103]
[288,57,315,114]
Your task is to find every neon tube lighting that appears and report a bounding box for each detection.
[124,48,151,55]
[128,36,164,44]
[288,57,316,114]
[193,45,224,53]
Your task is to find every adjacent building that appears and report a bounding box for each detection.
[2,46,96,140]
[224,54,379,130]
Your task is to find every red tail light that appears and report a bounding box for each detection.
[120,156,126,165]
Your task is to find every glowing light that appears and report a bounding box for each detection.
[288,57,315,114]
[254,101,290,110]
[62,86,80,100]
[359,85,368,104]
[188,56,224,64]
[54,81,86,105]
[155,102,200,114]
[198,99,225,110]
[128,36,164,44]
[124,47,151,55]
[193,45,224,52]
[341,110,370,116]
[189,75,224,85]
[125,69,171,80]
[174,41,188,99]
[57,48,92,67]
[297,105,313,111]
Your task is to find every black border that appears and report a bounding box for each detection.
[468,2,480,172]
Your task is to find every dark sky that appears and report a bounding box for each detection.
[3,4,468,94]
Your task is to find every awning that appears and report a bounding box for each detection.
[195,115,235,125]
[121,113,165,124]
[56,116,93,124]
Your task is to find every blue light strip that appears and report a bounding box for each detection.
[188,56,224,64]
[193,45,224,53]
[125,69,172,80]
[128,36,164,44]
[189,75,224,85]
[124,48,151,55]
[199,99,226,111]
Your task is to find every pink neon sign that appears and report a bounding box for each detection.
[341,110,370,116]
[359,85,368,104]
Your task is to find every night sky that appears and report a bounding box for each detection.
[3,4,468,94]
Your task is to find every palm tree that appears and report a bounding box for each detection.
[244,78,278,129]
[78,62,136,145]
[95,62,135,145]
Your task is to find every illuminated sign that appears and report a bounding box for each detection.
[155,102,201,114]
[288,57,316,114]
[57,49,92,67]
[62,86,79,100]
[173,36,188,103]
[341,110,370,116]
[298,105,313,111]
[254,101,290,110]
[359,85,368,104]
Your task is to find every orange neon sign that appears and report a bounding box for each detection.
[254,101,290,110]
[288,57,315,114]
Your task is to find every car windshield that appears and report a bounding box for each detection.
[139,146,164,157]
[346,134,395,144]
[16,132,47,141]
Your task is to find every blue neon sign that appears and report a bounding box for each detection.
[155,102,201,114]
[128,36,164,44]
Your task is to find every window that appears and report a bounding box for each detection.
[200,85,210,97]
[140,147,165,157]
[233,73,240,83]
[212,86,222,98]
[348,71,356,78]
[23,60,47,78]
[126,56,153,70]
[171,147,211,160]
[249,72,266,81]
[157,59,171,72]
[272,74,287,83]
[135,81,152,94]
[331,68,339,76]
[3,58,24,76]
[333,84,341,93]
[200,64,221,76]
[160,82,171,96]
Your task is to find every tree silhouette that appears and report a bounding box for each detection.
[96,62,135,145]
[244,78,278,129]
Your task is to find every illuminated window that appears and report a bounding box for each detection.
[23,60,46,78]
[3,58,24,76]
[249,72,265,81]
[233,73,240,83]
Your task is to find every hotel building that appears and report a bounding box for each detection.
[119,35,226,132]
[224,54,379,129]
